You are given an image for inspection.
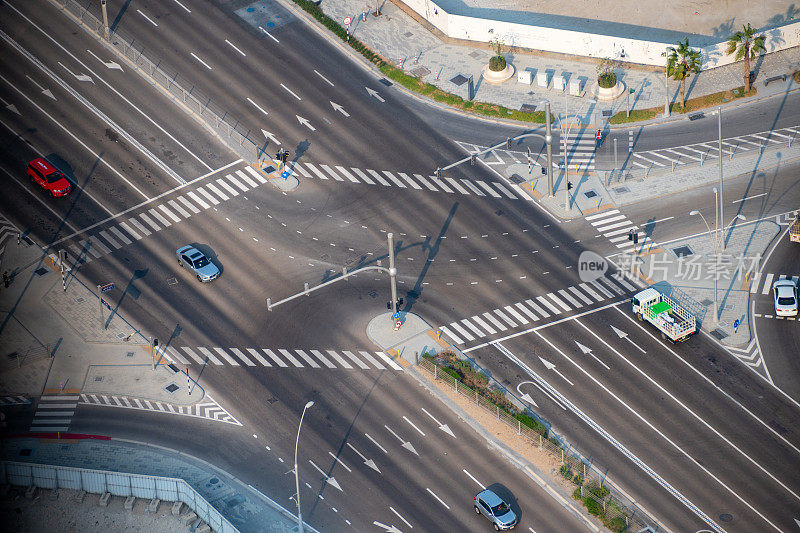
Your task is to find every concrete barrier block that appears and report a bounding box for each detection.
[147,499,160,513]
[569,78,583,96]
[74,490,86,503]
[553,74,565,91]
[180,511,198,526]
[171,501,183,516]
[98,492,111,507]
[196,523,210,533]
[124,496,135,510]
[517,69,532,85]
[536,71,549,88]
[24,486,36,499]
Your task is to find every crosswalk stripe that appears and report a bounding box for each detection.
[612,274,637,291]
[178,196,201,214]
[514,302,539,321]
[589,279,613,298]
[351,167,376,184]
[376,351,403,370]
[139,213,161,231]
[168,199,191,218]
[294,349,321,368]
[398,172,422,189]
[196,187,220,205]
[749,272,761,293]
[358,350,386,369]
[68,244,83,259]
[536,295,562,315]
[217,178,240,196]
[91,238,111,254]
[213,347,240,366]
[503,305,528,324]
[547,292,572,311]
[761,273,774,294]
[446,178,470,194]
[197,347,224,365]
[205,183,229,201]
[165,346,189,364]
[431,177,454,193]
[128,217,151,236]
[591,214,626,226]
[558,289,582,308]
[597,220,634,233]
[149,208,172,227]
[230,348,256,366]
[187,191,211,209]
[470,315,496,334]
[413,173,437,191]
[476,181,502,197]
[493,308,517,327]
[335,166,361,183]
[569,286,595,305]
[606,226,639,238]
[460,319,486,337]
[492,182,518,199]
[245,166,268,184]
[449,321,476,341]
[461,179,485,196]
[263,349,288,367]
[80,240,102,258]
[342,350,370,369]
[181,347,206,364]
[585,209,620,221]
[159,204,182,222]
[325,350,353,369]
[278,349,304,367]
[236,169,259,188]
[309,349,337,368]
[367,169,391,186]
[246,348,271,366]
[482,312,507,331]
[579,282,604,301]
[109,226,133,245]
[320,164,344,181]
[118,222,141,240]
[598,276,625,295]
[383,171,407,188]
[440,325,464,344]
[225,173,249,191]
[292,162,313,178]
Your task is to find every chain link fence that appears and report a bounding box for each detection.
[51,0,264,164]
[419,357,662,533]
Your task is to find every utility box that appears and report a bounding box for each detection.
[569,78,583,96]
[517,70,532,85]
[553,74,565,91]
[536,71,549,88]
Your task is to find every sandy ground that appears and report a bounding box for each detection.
[0,486,191,532]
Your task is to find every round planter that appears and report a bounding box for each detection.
[482,62,516,85]
[593,80,626,101]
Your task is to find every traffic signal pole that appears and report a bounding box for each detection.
[388,232,398,319]
[545,102,553,197]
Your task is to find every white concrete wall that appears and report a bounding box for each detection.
[401,0,800,69]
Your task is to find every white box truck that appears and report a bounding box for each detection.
[632,288,696,342]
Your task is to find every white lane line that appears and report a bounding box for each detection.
[403,416,426,436]
[426,488,450,509]
[281,83,302,101]
[225,39,246,57]
[314,69,334,86]
[189,52,212,70]
[733,192,767,204]
[259,26,280,43]
[462,469,486,489]
[137,9,158,26]
[247,97,269,116]
[389,507,412,529]
[328,451,352,472]
[365,433,388,454]
[173,0,191,12]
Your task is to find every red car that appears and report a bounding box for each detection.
[27,158,71,197]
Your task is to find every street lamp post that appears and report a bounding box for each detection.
[387,233,398,319]
[545,102,553,197]
[294,400,314,533]
[664,46,671,118]
[717,106,724,247]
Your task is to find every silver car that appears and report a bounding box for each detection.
[474,489,518,530]
[176,245,220,282]
[773,278,798,317]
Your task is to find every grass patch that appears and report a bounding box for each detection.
[610,85,757,123]
[609,108,659,124]
[793,71,800,84]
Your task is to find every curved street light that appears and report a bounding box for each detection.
[294,400,314,533]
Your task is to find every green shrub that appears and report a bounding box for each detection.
[572,488,582,501]
[572,474,584,486]
[559,464,572,479]
[598,72,617,88]
[514,413,547,436]
[440,366,461,381]
[489,55,507,72]
[422,352,435,360]
[585,482,610,499]
[584,497,603,517]
[606,517,627,532]
[794,71,800,84]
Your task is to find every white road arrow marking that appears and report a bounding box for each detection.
[25,75,56,100]
[575,341,610,370]
[308,460,343,491]
[366,87,385,102]
[0,96,20,115]
[514,381,539,408]
[794,517,800,529]
[610,325,646,353]
[296,115,316,131]
[538,357,574,386]
[384,425,418,455]
[261,129,281,145]
[346,442,381,473]
[58,62,93,83]
[86,49,123,71]
[330,101,350,117]
[421,407,456,438]
[373,521,403,533]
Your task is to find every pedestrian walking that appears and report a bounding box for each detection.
[595,129,602,148]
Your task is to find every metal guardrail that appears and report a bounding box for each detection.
[52,0,263,164]
[1,460,239,533]
[419,357,662,532]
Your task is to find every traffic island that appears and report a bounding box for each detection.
[256,162,299,192]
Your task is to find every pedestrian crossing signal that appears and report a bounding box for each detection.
[628,230,639,244]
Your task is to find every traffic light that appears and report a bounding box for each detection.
[506,137,512,149]
[567,181,573,190]
[470,154,476,166]
[541,166,546,175]
[387,298,405,309]
[628,230,639,244]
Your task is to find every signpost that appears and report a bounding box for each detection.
[343,16,352,40]
[627,87,635,117]
[100,282,115,293]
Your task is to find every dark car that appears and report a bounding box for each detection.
[176,245,220,282]
[28,158,71,197]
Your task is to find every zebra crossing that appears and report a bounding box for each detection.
[0,212,20,265]
[64,165,267,265]
[561,128,597,171]
[0,395,31,407]
[29,394,79,432]
[286,161,525,200]
[79,392,241,425]
[439,273,637,345]
[749,273,799,296]
[157,346,405,370]
[585,209,655,253]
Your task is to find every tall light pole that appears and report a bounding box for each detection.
[101,0,110,40]
[545,102,553,197]
[664,47,671,118]
[717,105,724,248]
[294,400,314,533]
[387,233,398,318]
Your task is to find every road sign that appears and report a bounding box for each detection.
[100,282,114,293]
[343,16,352,26]
[733,318,740,332]
[100,298,111,310]
[394,320,402,329]
[281,170,290,179]
[393,312,401,319]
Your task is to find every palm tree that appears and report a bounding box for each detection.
[667,39,702,110]
[726,23,766,93]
